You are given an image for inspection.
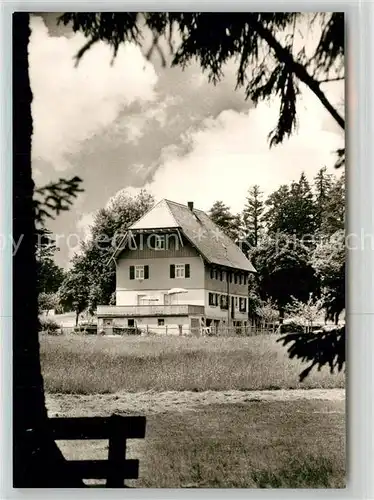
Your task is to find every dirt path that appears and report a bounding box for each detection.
[46,388,345,418]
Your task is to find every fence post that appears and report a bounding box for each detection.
[107,415,128,488]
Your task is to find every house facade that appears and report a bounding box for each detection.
[97,199,256,335]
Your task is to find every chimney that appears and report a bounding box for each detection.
[187,201,194,211]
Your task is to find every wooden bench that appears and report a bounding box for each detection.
[49,414,146,487]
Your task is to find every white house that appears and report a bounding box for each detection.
[97,199,256,335]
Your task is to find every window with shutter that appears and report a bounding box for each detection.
[220,270,223,281]
[170,264,175,278]
[175,264,185,278]
[144,265,149,279]
[215,294,219,306]
[234,274,238,284]
[129,266,135,280]
[185,264,190,278]
[135,265,144,280]
[209,293,214,306]
[210,268,214,279]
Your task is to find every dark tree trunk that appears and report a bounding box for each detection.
[75,310,79,327]
[13,12,83,487]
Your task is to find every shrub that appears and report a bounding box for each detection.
[279,321,305,334]
[112,326,142,336]
[74,324,98,335]
[39,317,61,335]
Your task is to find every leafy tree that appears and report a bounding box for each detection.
[242,185,264,247]
[247,273,262,322]
[38,292,59,315]
[256,299,279,331]
[286,294,324,332]
[36,258,64,295]
[311,230,345,324]
[58,265,90,327]
[264,173,317,238]
[250,233,318,320]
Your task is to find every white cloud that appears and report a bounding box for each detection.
[110,95,182,144]
[137,84,344,214]
[29,16,158,171]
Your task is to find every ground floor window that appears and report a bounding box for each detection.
[128,318,135,327]
[158,318,165,326]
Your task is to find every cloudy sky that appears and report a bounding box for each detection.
[29,13,344,267]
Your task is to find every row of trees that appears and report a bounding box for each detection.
[209,168,344,244]
[208,168,345,324]
[38,168,344,329]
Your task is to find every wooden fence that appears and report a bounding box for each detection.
[49,414,146,487]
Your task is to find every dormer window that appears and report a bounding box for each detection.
[155,235,165,250]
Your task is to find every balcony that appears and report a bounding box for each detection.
[97,304,205,317]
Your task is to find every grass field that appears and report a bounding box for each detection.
[42,334,345,487]
[40,334,345,394]
[53,399,345,488]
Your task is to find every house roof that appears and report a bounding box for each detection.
[110,199,256,273]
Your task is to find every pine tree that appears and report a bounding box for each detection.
[242,185,264,247]
[209,201,239,241]
[321,173,345,235]
[263,184,290,235]
[290,172,317,238]
[313,167,333,233]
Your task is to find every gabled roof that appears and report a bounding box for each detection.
[129,199,179,230]
[110,199,256,273]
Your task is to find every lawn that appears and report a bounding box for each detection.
[40,334,345,394]
[54,399,345,488]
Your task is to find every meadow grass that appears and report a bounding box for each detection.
[56,399,345,488]
[40,334,345,394]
